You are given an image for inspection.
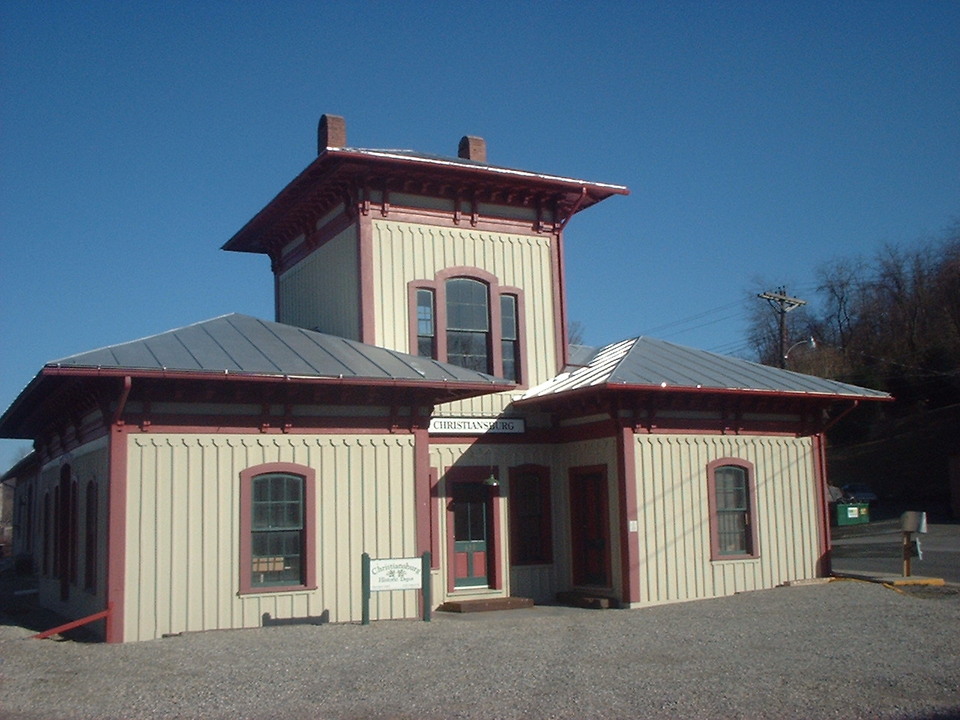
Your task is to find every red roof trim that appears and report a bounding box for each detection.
[38,364,513,393]
[514,382,893,407]
[223,148,629,254]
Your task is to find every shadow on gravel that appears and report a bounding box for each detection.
[896,585,960,600]
[262,610,330,626]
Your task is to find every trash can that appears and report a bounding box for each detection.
[836,502,870,526]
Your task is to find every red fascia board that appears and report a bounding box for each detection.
[513,382,892,408]
[0,365,511,438]
[37,365,513,395]
[0,371,47,438]
[222,153,344,253]
[329,149,631,196]
[223,149,629,254]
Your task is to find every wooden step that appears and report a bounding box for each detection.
[437,596,534,613]
[556,591,619,609]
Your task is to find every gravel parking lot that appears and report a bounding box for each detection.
[2,578,959,720]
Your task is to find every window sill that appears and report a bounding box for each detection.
[238,584,318,597]
[710,555,760,563]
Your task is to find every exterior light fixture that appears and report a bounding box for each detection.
[783,337,816,364]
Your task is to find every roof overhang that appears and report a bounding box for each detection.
[0,365,512,439]
[514,382,886,436]
[513,381,894,410]
[223,148,629,254]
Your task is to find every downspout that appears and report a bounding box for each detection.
[815,400,859,578]
[553,187,587,370]
[814,433,832,577]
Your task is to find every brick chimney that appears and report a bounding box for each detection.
[318,114,346,154]
[458,135,486,163]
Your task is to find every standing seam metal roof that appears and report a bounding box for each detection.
[523,336,891,401]
[47,313,509,386]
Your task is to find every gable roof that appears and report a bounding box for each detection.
[521,336,891,405]
[0,314,511,438]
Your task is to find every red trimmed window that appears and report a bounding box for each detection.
[69,480,79,584]
[500,294,520,382]
[239,463,316,594]
[446,277,491,372]
[416,288,437,358]
[84,480,98,591]
[509,465,552,565]
[409,268,525,384]
[707,458,759,560]
[24,486,34,553]
[42,492,50,575]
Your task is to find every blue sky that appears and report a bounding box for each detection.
[2,1,958,468]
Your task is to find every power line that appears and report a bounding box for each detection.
[636,299,745,337]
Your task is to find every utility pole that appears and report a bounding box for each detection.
[758,287,806,368]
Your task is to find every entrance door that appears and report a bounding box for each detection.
[569,468,611,587]
[452,483,489,588]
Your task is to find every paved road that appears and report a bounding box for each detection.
[831,518,960,583]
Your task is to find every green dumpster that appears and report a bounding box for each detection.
[836,502,870,526]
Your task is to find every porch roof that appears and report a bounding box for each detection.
[520,336,892,405]
[0,314,511,438]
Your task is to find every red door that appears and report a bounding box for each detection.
[569,468,611,587]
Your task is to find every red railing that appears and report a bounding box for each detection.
[31,605,111,640]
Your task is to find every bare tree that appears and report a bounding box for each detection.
[567,320,586,346]
[748,224,960,413]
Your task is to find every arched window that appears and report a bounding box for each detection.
[707,459,759,559]
[69,480,79,584]
[84,480,98,591]
[239,463,316,594]
[446,277,491,373]
[42,492,50,575]
[25,486,34,553]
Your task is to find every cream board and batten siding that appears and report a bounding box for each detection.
[372,219,559,417]
[277,223,360,339]
[123,432,418,642]
[632,433,820,607]
[555,437,623,599]
[429,442,560,605]
[36,437,109,630]
[429,438,620,606]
